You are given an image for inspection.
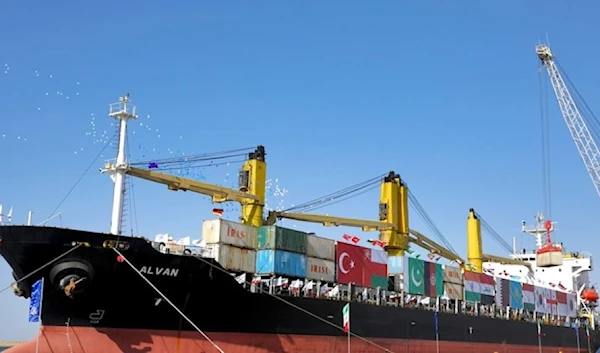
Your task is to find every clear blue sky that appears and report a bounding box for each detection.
[1,0,600,341]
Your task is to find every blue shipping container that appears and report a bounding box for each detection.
[256,250,307,277]
[388,255,403,274]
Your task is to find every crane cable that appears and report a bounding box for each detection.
[113,248,226,353]
[555,61,600,142]
[130,147,255,169]
[284,174,385,213]
[538,62,552,219]
[406,190,458,256]
[474,212,514,255]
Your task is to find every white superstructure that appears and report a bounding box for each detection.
[483,213,596,323]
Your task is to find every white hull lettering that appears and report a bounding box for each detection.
[140,266,179,277]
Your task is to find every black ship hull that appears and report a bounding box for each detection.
[1,226,599,353]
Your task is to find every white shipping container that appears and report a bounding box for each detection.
[306,257,335,282]
[306,235,336,261]
[202,244,256,273]
[393,273,404,292]
[202,219,258,249]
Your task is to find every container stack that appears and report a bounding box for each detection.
[443,265,463,300]
[201,219,257,273]
[255,225,307,278]
[305,234,336,282]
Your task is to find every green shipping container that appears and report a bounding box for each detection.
[257,225,308,254]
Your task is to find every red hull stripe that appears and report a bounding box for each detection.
[3,326,586,353]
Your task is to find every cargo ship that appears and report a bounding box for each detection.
[1,94,599,353]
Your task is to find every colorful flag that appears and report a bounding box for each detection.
[495,278,510,307]
[464,271,481,302]
[534,286,546,313]
[546,288,557,315]
[403,257,442,297]
[557,291,568,316]
[423,260,443,297]
[479,273,495,305]
[362,247,388,288]
[522,283,536,311]
[342,303,350,333]
[404,256,424,295]
[28,279,43,323]
[509,280,523,309]
[212,208,224,217]
[336,242,387,288]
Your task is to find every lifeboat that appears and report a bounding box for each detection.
[582,288,599,303]
[536,220,563,267]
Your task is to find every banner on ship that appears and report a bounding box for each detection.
[403,257,443,297]
[336,242,387,288]
[522,283,535,311]
[495,278,523,309]
[29,278,43,323]
[464,271,494,304]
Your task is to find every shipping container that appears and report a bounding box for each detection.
[257,225,307,254]
[389,273,404,292]
[202,244,256,273]
[443,265,463,284]
[202,219,258,249]
[306,235,335,261]
[443,282,464,300]
[306,257,335,282]
[256,249,306,277]
[388,255,403,274]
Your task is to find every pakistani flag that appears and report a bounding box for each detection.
[404,257,424,295]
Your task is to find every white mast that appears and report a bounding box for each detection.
[521,213,554,250]
[104,94,137,235]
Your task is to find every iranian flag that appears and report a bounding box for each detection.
[342,303,350,333]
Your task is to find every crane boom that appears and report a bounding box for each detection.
[125,167,258,203]
[537,44,600,197]
[267,210,465,263]
[266,211,394,231]
[102,146,267,227]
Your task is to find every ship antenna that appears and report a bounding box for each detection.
[105,95,137,235]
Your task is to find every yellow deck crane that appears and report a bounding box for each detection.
[104,146,267,227]
[265,171,465,263]
[467,209,532,272]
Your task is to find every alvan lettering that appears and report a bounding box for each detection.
[140,266,179,277]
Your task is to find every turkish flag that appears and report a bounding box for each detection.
[336,242,364,286]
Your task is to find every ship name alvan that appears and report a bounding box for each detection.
[140,266,179,277]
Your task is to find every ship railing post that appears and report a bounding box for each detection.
[576,324,581,353]
[347,303,351,353]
